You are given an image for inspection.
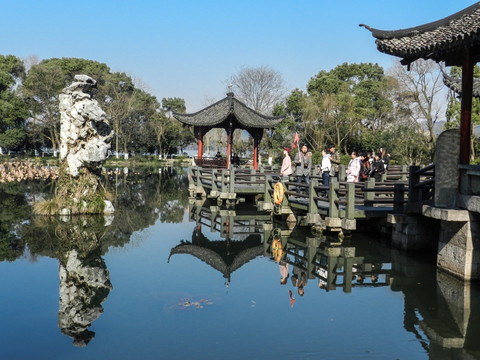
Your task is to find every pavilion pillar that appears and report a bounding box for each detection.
[459,46,474,165]
[197,127,204,160]
[253,133,259,170]
[226,126,232,168]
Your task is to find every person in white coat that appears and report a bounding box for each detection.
[346,151,361,182]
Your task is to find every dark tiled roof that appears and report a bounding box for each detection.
[173,92,285,129]
[360,2,480,66]
[443,73,480,97]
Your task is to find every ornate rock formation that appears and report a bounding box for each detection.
[33,74,116,215]
[59,75,113,177]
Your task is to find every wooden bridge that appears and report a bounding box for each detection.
[188,164,435,232]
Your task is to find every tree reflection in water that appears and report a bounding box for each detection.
[0,167,189,346]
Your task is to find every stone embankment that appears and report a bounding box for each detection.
[0,160,59,183]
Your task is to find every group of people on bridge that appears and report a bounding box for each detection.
[280,142,391,194]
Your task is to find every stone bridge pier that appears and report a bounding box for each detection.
[390,129,480,281]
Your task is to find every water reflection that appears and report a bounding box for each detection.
[265,228,393,294]
[1,169,480,357]
[0,167,189,347]
[169,200,272,283]
[53,216,113,346]
[391,251,480,358]
[0,181,51,262]
[182,200,480,358]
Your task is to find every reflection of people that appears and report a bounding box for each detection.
[292,264,307,296]
[280,147,293,177]
[294,144,312,195]
[279,261,289,285]
[316,266,328,289]
[289,290,295,307]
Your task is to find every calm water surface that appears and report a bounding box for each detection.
[1,168,479,360]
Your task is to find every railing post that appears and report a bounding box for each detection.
[196,168,202,188]
[189,166,196,188]
[250,168,256,183]
[394,183,405,214]
[309,179,319,214]
[329,180,339,218]
[229,167,235,193]
[401,165,408,182]
[365,178,375,203]
[327,255,337,291]
[343,256,354,293]
[408,165,420,204]
[211,169,217,193]
[339,165,346,181]
[221,169,227,193]
[264,176,272,203]
[346,182,355,219]
[381,171,387,182]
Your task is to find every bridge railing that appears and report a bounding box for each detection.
[191,164,410,217]
[190,166,281,204]
[265,175,409,221]
[407,164,435,207]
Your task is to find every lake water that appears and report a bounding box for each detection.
[1,167,479,360]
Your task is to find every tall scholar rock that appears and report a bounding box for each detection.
[59,75,113,177]
[48,74,114,215]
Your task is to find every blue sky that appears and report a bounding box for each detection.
[2,0,477,111]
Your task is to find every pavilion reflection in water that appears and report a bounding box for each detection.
[169,200,272,283]
[172,200,480,358]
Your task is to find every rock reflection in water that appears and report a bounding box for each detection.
[58,247,112,347]
[21,214,113,346]
[38,216,113,347]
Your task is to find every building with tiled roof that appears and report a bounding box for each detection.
[443,73,480,98]
[360,2,480,67]
[361,1,480,165]
[173,92,284,169]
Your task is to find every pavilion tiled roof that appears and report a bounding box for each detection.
[360,2,480,66]
[443,73,480,97]
[173,92,285,129]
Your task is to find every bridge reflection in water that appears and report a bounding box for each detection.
[174,199,480,359]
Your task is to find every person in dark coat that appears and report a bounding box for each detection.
[371,154,385,182]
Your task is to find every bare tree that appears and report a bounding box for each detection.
[227,65,286,115]
[388,60,446,154]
